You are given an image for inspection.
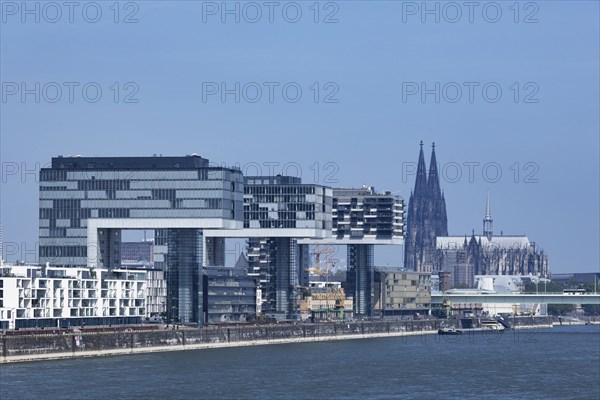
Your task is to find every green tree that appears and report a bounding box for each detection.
[523,280,565,293]
[582,304,600,315]
[547,304,575,315]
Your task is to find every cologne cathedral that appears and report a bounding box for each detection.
[403,142,548,286]
[404,142,448,272]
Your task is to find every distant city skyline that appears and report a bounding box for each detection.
[1,2,598,273]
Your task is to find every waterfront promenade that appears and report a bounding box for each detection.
[2,316,589,364]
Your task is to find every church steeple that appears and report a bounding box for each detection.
[427,142,441,197]
[483,191,493,241]
[405,141,448,272]
[414,141,427,196]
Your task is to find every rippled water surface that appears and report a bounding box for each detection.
[1,325,599,400]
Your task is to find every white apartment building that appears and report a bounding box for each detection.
[0,263,146,330]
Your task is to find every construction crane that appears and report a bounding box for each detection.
[309,244,336,276]
[309,245,341,319]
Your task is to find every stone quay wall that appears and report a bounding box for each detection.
[0,316,569,364]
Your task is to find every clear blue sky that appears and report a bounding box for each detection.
[1,1,598,273]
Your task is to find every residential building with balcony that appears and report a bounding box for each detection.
[0,263,146,330]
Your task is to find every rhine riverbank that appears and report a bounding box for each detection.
[4,324,598,400]
[4,316,591,364]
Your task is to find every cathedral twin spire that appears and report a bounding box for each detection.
[413,141,428,196]
[414,141,443,199]
[404,142,448,272]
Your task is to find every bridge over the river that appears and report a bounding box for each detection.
[431,293,600,305]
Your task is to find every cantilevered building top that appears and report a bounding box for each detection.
[38,154,244,269]
[206,175,333,239]
[327,186,404,245]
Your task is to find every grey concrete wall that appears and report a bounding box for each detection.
[1,316,576,363]
[1,320,446,360]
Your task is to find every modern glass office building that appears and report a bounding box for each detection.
[301,186,405,317]
[246,236,311,316]
[240,176,331,318]
[243,175,332,234]
[38,155,243,323]
[332,186,404,243]
[37,158,406,322]
[333,187,404,317]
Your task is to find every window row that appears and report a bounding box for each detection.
[245,186,317,195]
[39,246,87,257]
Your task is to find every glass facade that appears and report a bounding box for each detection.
[38,155,243,324]
[34,161,406,323]
[246,237,308,317]
[243,176,331,318]
[203,266,257,323]
[243,176,332,231]
[332,187,404,242]
[38,156,243,268]
[166,228,203,324]
[347,244,375,317]
[293,187,403,318]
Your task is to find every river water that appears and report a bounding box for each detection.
[1,325,599,400]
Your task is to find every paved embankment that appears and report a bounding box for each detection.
[0,316,582,364]
[1,320,446,363]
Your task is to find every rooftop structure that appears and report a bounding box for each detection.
[50,154,210,170]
